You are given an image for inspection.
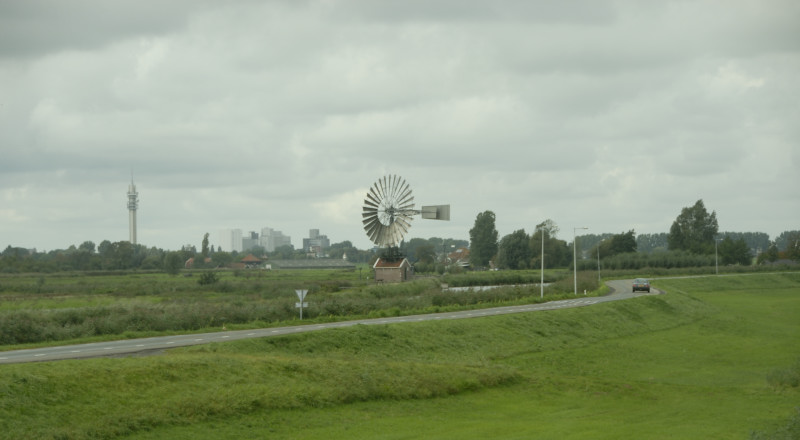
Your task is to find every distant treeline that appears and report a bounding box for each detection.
[0,239,375,274]
[1,229,798,274]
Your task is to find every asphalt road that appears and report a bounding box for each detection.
[0,279,661,365]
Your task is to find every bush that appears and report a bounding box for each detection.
[198,271,219,286]
[766,358,800,389]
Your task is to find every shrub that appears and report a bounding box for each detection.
[198,272,219,286]
[766,358,800,389]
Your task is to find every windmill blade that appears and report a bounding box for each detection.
[365,220,381,243]
[398,198,415,211]
[362,215,379,228]
[376,224,389,247]
[369,187,382,208]
[392,175,404,200]
[394,219,410,236]
[379,176,388,201]
[397,184,413,204]
[363,196,379,209]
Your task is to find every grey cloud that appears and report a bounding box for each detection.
[0,0,797,251]
[0,0,212,58]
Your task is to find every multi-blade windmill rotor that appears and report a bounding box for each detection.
[362,175,449,248]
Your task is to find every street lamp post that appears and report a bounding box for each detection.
[574,227,588,296]
[597,242,601,282]
[715,238,720,275]
[540,227,546,299]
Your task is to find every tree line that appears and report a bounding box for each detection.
[2,199,797,273]
[0,238,378,274]
[467,200,800,270]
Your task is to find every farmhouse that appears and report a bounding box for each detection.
[373,257,413,283]
[240,254,264,269]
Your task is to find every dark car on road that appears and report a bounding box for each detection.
[632,278,650,293]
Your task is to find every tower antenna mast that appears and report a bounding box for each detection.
[127,171,139,244]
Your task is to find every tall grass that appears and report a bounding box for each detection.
[0,270,599,346]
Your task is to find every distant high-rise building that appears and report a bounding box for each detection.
[127,177,139,244]
[242,231,260,252]
[218,229,243,253]
[303,229,330,256]
[260,227,291,252]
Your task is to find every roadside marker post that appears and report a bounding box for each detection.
[295,289,309,320]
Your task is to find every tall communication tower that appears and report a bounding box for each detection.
[127,176,139,244]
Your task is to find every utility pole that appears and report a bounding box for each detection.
[574,227,588,296]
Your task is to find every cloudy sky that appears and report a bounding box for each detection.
[1,0,798,252]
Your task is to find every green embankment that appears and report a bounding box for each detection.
[1,273,798,439]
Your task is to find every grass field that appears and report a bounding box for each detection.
[0,269,583,347]
[1,272,798,439]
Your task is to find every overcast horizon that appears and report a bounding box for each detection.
[1,1,798,252]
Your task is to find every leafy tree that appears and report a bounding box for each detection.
[415,244,437,264]
[581,233,614,254]
[400,238,427,262]
[530,220,570,269]
[201,233,210,257]
[785,231,800,261]
[327,240,354,259]
[270,244,296,260]
[668,199,719,254]
[101,241,135,270]
[327,241,373,263]
[69,248,97,270]
[636,233,668,254]
[469,211,499,268]
[537,219,559,237]
[212,251,234,268]
[163,251,183,275]
[78,241,96,253]
[247,245,267,256]
[97,240,113,259]
[496,229,531,269]
[611,230,637,254]
[718,231,769,256]
[596,230,638,259]
[775,230,800,252]
[757,241,780,264]
[718,237,752,266]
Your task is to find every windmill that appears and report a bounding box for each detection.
[362,175,450,251]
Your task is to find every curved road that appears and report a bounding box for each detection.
[0,279,661,364]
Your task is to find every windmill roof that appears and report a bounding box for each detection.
[373,258,410,269]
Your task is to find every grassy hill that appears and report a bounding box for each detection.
[1,272,798,439]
